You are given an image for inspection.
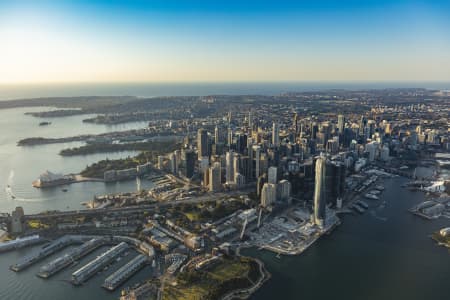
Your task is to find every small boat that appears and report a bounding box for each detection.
[61,188,68,192]
[39,121,52,126]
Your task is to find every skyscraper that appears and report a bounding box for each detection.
[182,149,196,178]
[261,183,277,208]
[272,122,279,146]
[197,128,209,158]
[314,156,327,227]
[337,114,345,134]
[268,166,278,184]
[294,112,298,135]
[214,125,220,144]
[225,151,235,184]
[209,162,221,192]
[252,145,261,179]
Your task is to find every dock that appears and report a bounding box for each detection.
[0,235,44,253]
[10,236,73,272]
[102,254,148,291]
[37,238,105,278]
[71,242,128,285]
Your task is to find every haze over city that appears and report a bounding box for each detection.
[1,0,450,84]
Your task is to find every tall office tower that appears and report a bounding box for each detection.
[236,133,247,154]
[294,112,299,135]
[233,153,241,182]
[278,179,292,203]
[326,161,346,207]
[272,122,280,146]
[268,166,278,184]
[197,128,209,158]
[240,156,252,181]
[170,152,178,175]
[209,162,222,192]
[248,111,253,129]
[311,122,319,139]
[367,120,376,139]
[337,114,345,134]
[252,145,261,179]
[203,167,210,187]
[359,116,367,137]
[214,125,220,144]
[257,173,267,197]
[228,127,233,148]
[225,151,235,184]
[314,156,327,227]
[260,183,277,208]
[182,149,196,178]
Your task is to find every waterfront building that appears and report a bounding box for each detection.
[365,141,379,162]
[278,179,291,204]
[314,156,327,226]
[261,183,277,208]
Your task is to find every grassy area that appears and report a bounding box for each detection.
[167,199,249,233]
[80,151,159,178]
[162,257,260,300]
[28,220,50,229]
[78,141,180,178]
[60,141,180,156]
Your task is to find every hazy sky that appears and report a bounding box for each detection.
[1,0,449,84]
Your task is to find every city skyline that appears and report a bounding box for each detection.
[1,0,450,84]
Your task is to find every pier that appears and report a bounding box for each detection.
[102,254,148,291]
[10,236,73,272]
[71,242,128,285]
[37,238,105,278]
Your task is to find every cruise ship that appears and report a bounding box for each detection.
[32,171,74,188]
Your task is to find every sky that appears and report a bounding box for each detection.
[0,0,449,84]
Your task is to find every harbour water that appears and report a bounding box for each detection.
[245,177,450,300]
[0,107,153,214]
[0,97,449,299]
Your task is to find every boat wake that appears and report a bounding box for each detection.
[5,169,46,202]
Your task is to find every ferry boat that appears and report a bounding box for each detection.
[364,193,379,200]
[375,185,385,191]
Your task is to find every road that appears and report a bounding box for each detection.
[23,191,248,220]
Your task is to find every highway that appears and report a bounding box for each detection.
[23,191,248,220]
